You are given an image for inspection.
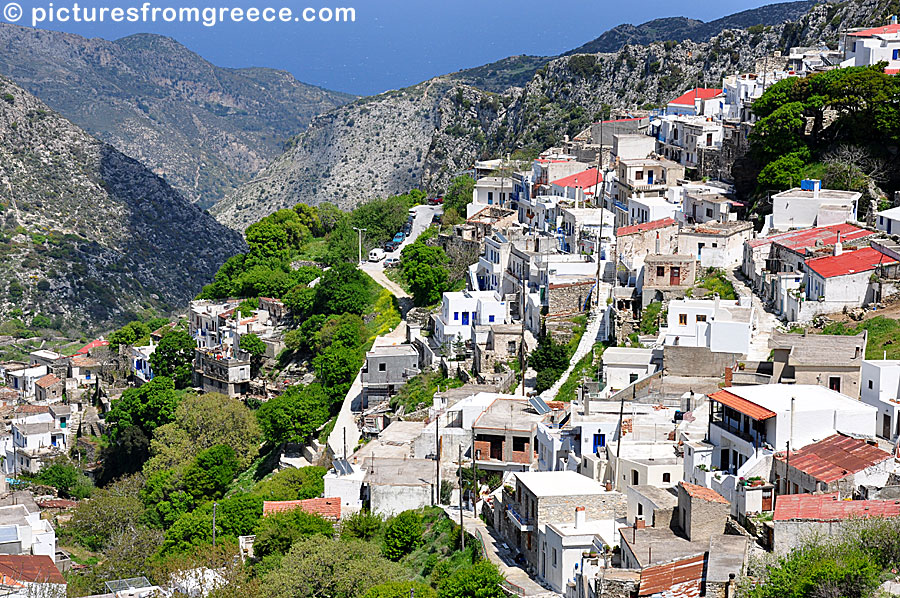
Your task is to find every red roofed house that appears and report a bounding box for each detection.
[73,338,109,356]
[549,167,603,203]
[773,492,900,552]
[841,18,900,70]
[262,497,342,521]
[34,375,62,403]
[773,433,896,498]
[803,245,897,319]
[0,555,66,597]
[666,88,724,116]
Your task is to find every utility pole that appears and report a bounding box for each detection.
[471,429,477,508]
[458,444,465,550]
[212,502,218,547]
[519,275,527,395]
[435,414,441,505]
[614,387,627,491]
[352,227,367,264]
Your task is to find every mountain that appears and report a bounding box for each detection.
[563,0,819,55]
[0,24,354,209]
[0,75,246,328]
[212,0,891,230]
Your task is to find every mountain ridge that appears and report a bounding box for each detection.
[0,23,354,209]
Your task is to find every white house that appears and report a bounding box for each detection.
[5,365,49,400]
[803,246,896,314]
[626,194,679,226]
[434,291,509,350]
[665,88,725,117]
[860,360,900,441]
[611,134,656,163]
[560,208,615,256]
[601,347,659,392]
[767,180,860,232]
[677,220,753,268]
[131,345,156,383]
[682,192,740,224]
[542,509,624,593]
[840,20,900,70]
[875,205,900,234]
[664,298,754,356]
[549,168,603,203]
[470,176,514,218]
[68,355,100,386]
[6,408,71,474]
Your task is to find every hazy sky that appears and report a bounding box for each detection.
[21,0,775,95]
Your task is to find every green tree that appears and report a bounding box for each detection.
[251,466,327,501]
[36,460,93,499]
[256,384,331,444]
[261,537,405,598]
[98,426,151,483]
[444,175,475,217]
[438,561,506,598]
[149,330,195,389]
[750,101,807,161]
[253,509,335,560]
[106,376,181,440]
[240,333,267,375]
[757,151,809,191]
[182,445,239,500]
[314,262,371,315]
[383,510,423,561]
[66,475,145,550]
[313,344,362,388]
[401,241,450,306]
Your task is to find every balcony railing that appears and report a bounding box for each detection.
[506,504,533,531]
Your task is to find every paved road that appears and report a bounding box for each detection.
[360,204,441,300]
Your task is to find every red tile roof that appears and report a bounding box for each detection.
[638,553,705,596]
[70,356,99,368]
[617,217,677,237]
[847,23,900,36]
[708,389,777,421]
[550,167,603,189]
[668,88,724,106]
[679,482,730,504]
[748,223,873,251]
[73,339,108,355]
[774,492,900,521]
[37,499,79,509]
[775,434,892,483]
[0,555,66,584]
[263,497,341,520]
[805,246,895,279]
[35,374,60,389]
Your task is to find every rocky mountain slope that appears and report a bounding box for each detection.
[0,76,246,328]
[0,24,354,209]
[213,0,892,230]
[563,0,818,55]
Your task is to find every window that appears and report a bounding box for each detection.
[508,341,517,353]
[487,191,493,202]
[637,503,643,516]
[657,266,665,277]
[378,363,386,372]
[706,208,713,218]
[489,315,495,323]
[706,132,713,146]
[593,433,606,452]
[663,473,671,483]
[829,376,841,392]
[513,437,528,452]
[894,49,899,60]
[453,312,459,321]
[869,379,874,390]
[696,314,707,323]
[552,548,558,567]
[631,470,640,485]
[679,313,688,326]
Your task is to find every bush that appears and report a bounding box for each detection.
[253,509,334,560]
[383,510,423,560]
[341,510,383,541]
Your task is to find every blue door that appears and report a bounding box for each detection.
[461,312,469,325]
[593,433,606,453]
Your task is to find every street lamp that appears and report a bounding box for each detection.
[352,227,367,264]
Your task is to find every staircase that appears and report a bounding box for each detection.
[541,308,605,400]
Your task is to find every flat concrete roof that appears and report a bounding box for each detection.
[515,471,611,498]
[367,344,419,358]
[628,485,679,509]
[473,398,545,432]
[620,526,708,568]
[705,535,749,582]
[364,457,436,487]
[602,347,655,366]
[722,384,875,416]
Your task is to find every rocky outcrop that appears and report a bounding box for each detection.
[0,76,246,328]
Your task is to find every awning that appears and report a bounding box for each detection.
[708,389,776,421]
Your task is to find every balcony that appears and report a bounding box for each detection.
[506,504,534,531]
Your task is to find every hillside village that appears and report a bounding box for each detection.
[2,12,900,598]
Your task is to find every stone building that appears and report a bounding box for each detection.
[192,348,251,397]
[361,344,420,408]
[769,330,866,398]
[473,397,547,472]
[472,324,523,376]
[34,375,63,403]
[641,254,697,307]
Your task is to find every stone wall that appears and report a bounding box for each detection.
[678,491,730,543]
[664,345,739,377]
[547,280,595,316]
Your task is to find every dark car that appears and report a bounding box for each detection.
[403,222,412,234]
[384,241,398,252]
[431,213,442,224]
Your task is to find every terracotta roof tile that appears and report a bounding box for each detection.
[263,497,341,520]
[639,553,705,596]
[617,217,677,237]
[35,374,61,389]
[668,88,724,106]
[550,167,603,189]
[805,246,895,279]
[679,482,729,504]
[847,23,900,36]
[775,434,892,483]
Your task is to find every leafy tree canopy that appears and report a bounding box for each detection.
[149,330,195,389]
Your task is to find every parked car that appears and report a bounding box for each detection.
[402,223,412,234]
[431,213,442,224]
[408,207,417,216]
[368,248,385,262]
[384,241,398,252]
[428,196,444,205]
[393,232,406,244]
[385,257,401,268]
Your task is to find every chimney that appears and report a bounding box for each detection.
[891,15,898,25]
[575,506,586,530]
[635,519,646,529]
[724,366,733,388]
[834,234,843,257]
[655,231,660,254]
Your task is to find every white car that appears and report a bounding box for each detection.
[385,257,401,268]
[368,248,385,262]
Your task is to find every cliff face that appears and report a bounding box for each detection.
[213,0,892,230]
[0,24,354,209]
[0,76,246,328]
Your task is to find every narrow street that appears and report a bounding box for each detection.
[723,266,780,361]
